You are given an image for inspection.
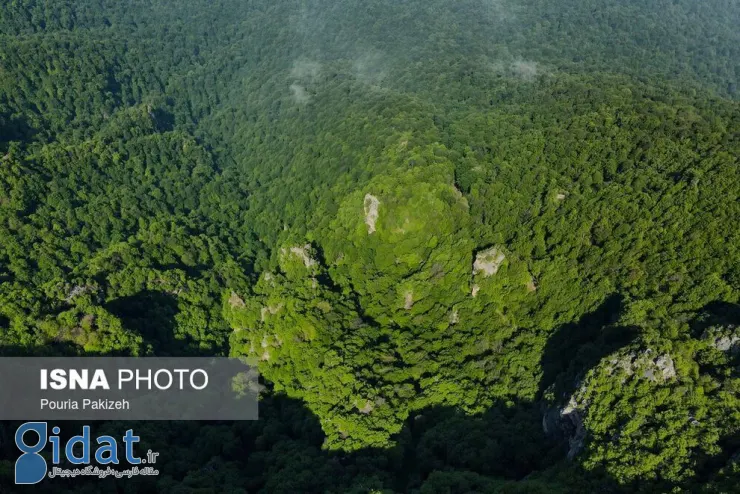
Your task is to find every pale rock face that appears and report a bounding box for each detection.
[560,395,587,460]
[364,194,381,234]
[542,382,589,460]
[606,350,677,382]
[652,355,676,380]
[714,335,740,352]
[228,291,246,308]
[260,336,272,360]
[262,272,276,287]
[283,244,317,268]
[65,284,99,303]
[404,291,414,310]
[473,247,506,277]
[471,284,480,297]
[449,310,459,325]
[704,326,740,353]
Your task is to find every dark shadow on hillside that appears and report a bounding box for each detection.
[106,289,218,356]
[0,297,652,493]
[0,385,626,494]
[538,294,638,399]
[687,300,740,485]
[0,297,643,494]
[0,114,36,146]
[105,290,180,355]
[687,300,740,338]
[150,107,175,133]
[157,262,210,280]
[402,403,564,483]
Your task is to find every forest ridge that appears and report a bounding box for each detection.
[0,1,738,493]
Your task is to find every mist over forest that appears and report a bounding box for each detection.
[0,1,738,492]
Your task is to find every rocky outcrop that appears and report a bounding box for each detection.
[703,325,740,353]
[228,291,246,308]
[281,244,317,268]
[715,335,740,352]
[364,194,380,234]
[473,247,506,277]
[404,290,414,310]
[65,284,100,303]
[606,350,676,382]
[449,309,459,325]
[259,334,273,361]
[544,348,678,460]
[291,245,317,268]
[560,396,588,459]
[649,355,676,381]
[542,383,589,459]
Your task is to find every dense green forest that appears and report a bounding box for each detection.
[0,0,738,492]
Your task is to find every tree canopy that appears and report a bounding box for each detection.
[0,0,738,492]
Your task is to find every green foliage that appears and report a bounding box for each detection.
[0,0,738,492]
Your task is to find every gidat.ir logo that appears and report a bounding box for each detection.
[14,422,149,484]
[15,422,48,484]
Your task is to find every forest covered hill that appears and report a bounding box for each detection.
[0,1,738,492]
